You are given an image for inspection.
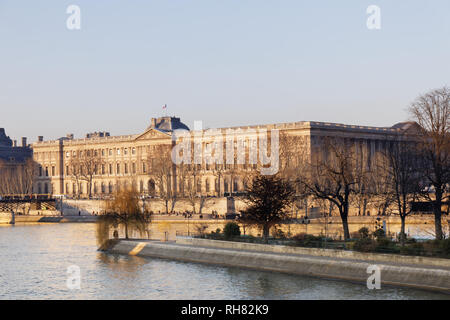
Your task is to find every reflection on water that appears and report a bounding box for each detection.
[0,223,448,300]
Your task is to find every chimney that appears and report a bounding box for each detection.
[38,136,44,142]
[13,140,17,147]
[21,137,27,147]
[151,118,156,128]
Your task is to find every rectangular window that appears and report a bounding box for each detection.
[52,166,56,176]
[116,163,120,174]
[132,163,136,174]
[132,147,136,155]
[109,164,113,174]
[124,163,128,174]
[142,163,147,173]
[101,164,105,175]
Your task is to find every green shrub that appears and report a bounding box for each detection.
[272,228,287,239]
[223,222,241,239]
[372,228,386,240]
[292,233,308,242]
[374,238,399,253]
[353,238,375,252]
[358,227,370,239]
[292,233,324,247]
[440,239,450,256]
[400,242,425,256]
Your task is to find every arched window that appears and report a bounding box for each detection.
[108,182,113,194]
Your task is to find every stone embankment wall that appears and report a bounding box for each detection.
[107,239,450,294]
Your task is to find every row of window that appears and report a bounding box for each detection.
[38,162,259,177]
[39,177,245,195]
[65,147,138,159]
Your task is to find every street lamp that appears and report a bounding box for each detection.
[302,216,310,234]
[187,213,191,236]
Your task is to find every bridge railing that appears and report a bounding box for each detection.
[0,194,54,201]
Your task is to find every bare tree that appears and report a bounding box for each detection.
[212,163,226,197]
[179,163,202,213]
[377,138,422,243]
[279,133,307,180]
[0,158,35,196]
[409,87,450,239]
[149,144,177,214]
[68,148,103,198]
[298,137,366,240]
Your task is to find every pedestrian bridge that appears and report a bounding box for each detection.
[0,194,57,212]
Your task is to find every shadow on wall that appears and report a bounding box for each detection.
[62,199,104,216]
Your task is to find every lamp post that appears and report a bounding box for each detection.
[187,214,191,236]
[302,216,310,234]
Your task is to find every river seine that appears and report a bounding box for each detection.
[0,223,448,300]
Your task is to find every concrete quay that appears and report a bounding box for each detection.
[106,238,450,294]
[0,212,98,224]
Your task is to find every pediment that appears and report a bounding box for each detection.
[134,128,171,141]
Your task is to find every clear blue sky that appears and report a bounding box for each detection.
[1,0,449,142]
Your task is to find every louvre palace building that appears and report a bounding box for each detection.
[30,116,417,202]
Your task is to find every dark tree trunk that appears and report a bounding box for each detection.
[262,224,270,244]
[434,190,443,240]
[341,214,350,240]
[400,215,406,245]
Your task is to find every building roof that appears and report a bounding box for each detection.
[0,128,12,147]
[149,117,190,132]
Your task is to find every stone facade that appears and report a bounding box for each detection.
[30,116,414,202]
[0,128,32,165]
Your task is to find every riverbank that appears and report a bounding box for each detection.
[2,211,448,242]
[0,214,98,224]
[105,238,450,294]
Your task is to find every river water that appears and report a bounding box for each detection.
[0,223,448,300]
